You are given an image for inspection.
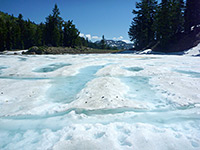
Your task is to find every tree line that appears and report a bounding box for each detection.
[129,0,200,52]
[0,4,111,51]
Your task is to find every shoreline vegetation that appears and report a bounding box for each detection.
[24,46,124,55]
[1,46,124,55]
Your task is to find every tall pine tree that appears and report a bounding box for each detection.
[129,0,157,50]
[154,0,184,49]
[0,17,6,51]
[23,19,35,49]
[155,0,171,48]
[5,20,13,50]
[34,23,45,46]
[17,14,25,49]
[171,0,184,35]
[100,35,106,49]
[45,4,63,46]
[63,20,80,48]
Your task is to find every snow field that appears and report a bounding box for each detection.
[0,54,200,150]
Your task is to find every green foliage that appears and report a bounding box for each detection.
[45,4,63,47]
[156,0,184,48]
[34,23,45,46]
[0,4,90,51]
[0,17,6,51]
[63,20,80,48]
[129,0,189,51]
[129,0,157,50]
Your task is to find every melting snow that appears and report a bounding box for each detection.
[0,54,200,150]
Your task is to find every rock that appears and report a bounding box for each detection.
[29,46,39,51]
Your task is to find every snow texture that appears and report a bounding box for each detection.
[0,52,200,150]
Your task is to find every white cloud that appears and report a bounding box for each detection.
[113,36,124,41]
[80,33,101,41]
[119,36,123,40]
[79,33,85,37]
[92,36,101,40]
[85,34,92,40]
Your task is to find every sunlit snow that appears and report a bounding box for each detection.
[0,53,200,150]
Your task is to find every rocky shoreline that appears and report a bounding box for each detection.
[21,46,123,55]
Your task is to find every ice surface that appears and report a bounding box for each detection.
[47,65,104,103]
[0,54,200,150]
[124,67,144,72]
[33,63,71,73]
[175,69,200,78]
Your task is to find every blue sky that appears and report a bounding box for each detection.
[0,0,138,43]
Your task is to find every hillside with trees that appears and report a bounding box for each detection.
[0,4,116,53]
[129,0,200,52]
[0,4,83,51]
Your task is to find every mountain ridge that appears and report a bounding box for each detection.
[95,40,134,50]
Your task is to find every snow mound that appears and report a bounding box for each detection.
[184,43,200,56]
[2,50,28,55]
[136,49,164,55]
[139,49,152,54]
[70,77,146,110]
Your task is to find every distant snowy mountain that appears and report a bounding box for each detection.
[96,40,134,50]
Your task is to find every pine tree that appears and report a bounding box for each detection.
[80,37,88,47]
[34,23,45,46]
[10,15,17,49]
[14,23,21,49]
[171,0,184,35]
[100,35,106,49]
[23,19,35,49]
[185,0,200,33]
[5,20,13,50]
[63,20,80,47]
[17,14,24,49]
[45,4,63,46]
[155,0,171,47]
[129,0,157,50]
[155,0,184,49]
[0,17,6,51]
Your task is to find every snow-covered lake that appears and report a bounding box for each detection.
[0,54,200,150]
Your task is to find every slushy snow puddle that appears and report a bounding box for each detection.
[0,54,200,150]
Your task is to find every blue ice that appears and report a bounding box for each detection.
[46,65,104,103]
[175,69,200,78]
[33,63,71,73]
